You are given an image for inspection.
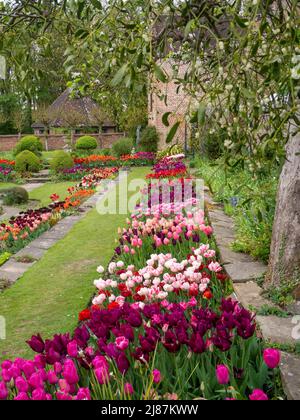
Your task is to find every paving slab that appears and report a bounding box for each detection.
[22,183,44,192]
[30,237,58,250]
[218,246,254,264]
[0,261,35,284]
[14,245,46,260]
[0,206,20,222]
[280,353,300,400]
[225,261,267,283]
[234,282,272,309]
[257,315,299,345]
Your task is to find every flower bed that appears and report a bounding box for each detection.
[0,158,283,401]
[0,168,119,255]
[0,159,15,181]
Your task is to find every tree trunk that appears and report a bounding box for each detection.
[266,130,300,291]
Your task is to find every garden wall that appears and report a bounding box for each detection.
[0,133,126,152]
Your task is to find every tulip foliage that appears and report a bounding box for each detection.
[0,157,282,400]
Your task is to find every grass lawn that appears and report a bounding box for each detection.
[0,167,149,361]
[29,182,77,207]
[0,182,19,190]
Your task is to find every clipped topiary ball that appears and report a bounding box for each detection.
[14,135,43,157]
[75,136,98,151]
[3,187,29,205]
[15,150,41,173]
[50,151,74,173]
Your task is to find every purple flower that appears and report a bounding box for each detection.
[76,388,91,400]
[95,366,109,385]
[216,365,230,385]
[189,333,206,354]
[0,382,8,400]
[26,334,45,353]
[67,340,78,358]
[116,353,130,374]
[153,369,162,384]
[14,392,29,401]
[62,360,79,385]
[47,370,58,385]
[28,372,44,389]
[15,376,29,393]
[124,383,134,395]
[249,389,268,401]
[263,349,281,369]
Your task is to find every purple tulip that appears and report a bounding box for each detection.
[47,370,58,385]
[22,361,36,379]
[263,349,281,369]
[14,392,29,401]
[32,389,47,401]
[26,334,45,353]
[62,359,79,385]
[116,353,130,375]
[95,366,109,385]
[67,340,78,358]
[76,388,91,400]
[15,376,29,393]
[0,381,8,400]
[28,372,44,389]
[216,365,230,385]
[249,389,269,401]
[124,383,134,395]
[153,369,162,384]
[54,362,63,374]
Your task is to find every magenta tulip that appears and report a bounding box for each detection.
[216,365,230,385]
[124,383,134,395]
[14,392,29,401]
[67,340,78,358]
[0,381,8,400]
[76,388,91,400]
[15,376,29,393]
[62,359,79,385]
[116,336,129,351]
[153,369,162,384]
[47,370,58,385]
[249,389,269,401]
[95,366,110,385]
[263,349,281,369]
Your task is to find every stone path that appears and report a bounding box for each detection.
[204,189,300,400]
[0,171,125,285]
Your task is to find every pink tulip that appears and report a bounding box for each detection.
[153,369,162,384]
[116,336,129,351]
[263,349,281,369]
[67,340,78,358]
[15,376,29,393]
[0,381,8,400]
[124,383,134,396]
[95,366,109,385]
[62,359,79,385]
[76,388,91,400]
[216,365,230,385]
[47,370,58,385]
[249,389,269,401]
[14,392,29,401]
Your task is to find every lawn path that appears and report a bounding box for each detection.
[0,167,149,361]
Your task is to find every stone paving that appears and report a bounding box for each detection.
[205,189,300,400]
[0,172,125,285]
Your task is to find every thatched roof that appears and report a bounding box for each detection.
[34,88,116,129]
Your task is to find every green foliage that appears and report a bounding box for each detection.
[2,187,29,205]
[50,151,74,173]
[0,252,11,267]
[100,148,111,156]
[195,157,278,262]
[157,144,184,160]
[14,136,43,157]
[112,137,133,158]
[15,151,41,173]
[139,126,159,153]
[75,136,98,151]
[254,305,290,318]
[264,278,300,307]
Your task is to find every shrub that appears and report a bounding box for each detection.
[15,150,41,173]
[100,148,111,156]
[75,136,98,151]
[14,135,43,157]
[2,186,29,205]
[139,126,159,153]
[112,138,133,158]
[50,151,74,173]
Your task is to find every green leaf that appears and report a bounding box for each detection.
[234,14,249,28]
[197,104,206,126]
[162,112,172,127]
[166,121,181,144]
[90,0,102,10]
[185,20,195,38]
[154,64,168,83]
[111,64,128,86]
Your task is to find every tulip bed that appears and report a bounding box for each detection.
[0,157,283,401]
[59,153,156,181]
[0,159,15,182]
[0,167,119,255]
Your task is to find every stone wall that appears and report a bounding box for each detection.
[0,133,125,152]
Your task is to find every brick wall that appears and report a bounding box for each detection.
[149,61,191,150]
[0,133,125,152]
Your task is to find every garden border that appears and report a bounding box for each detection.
[0,170,128,286]
[204,188,300,400]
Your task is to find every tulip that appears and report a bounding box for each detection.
[116,336,129,351]
[67,340,78,358]
[14,392,29,401]
[62,360,79,385]
[59,379,71,394]
[95,366,109,385]
[0,381,8,400]
[76,388,91,400]
[47,370,58,385]
[153,369,162,384]
[124,383,134,396]
[32,389,47,401]
[15,376,29,393]
[26,334,45,353]
[28,372,44,389]
[249,389,269,401]
[216,365,230,385]
[263,349,281,369]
